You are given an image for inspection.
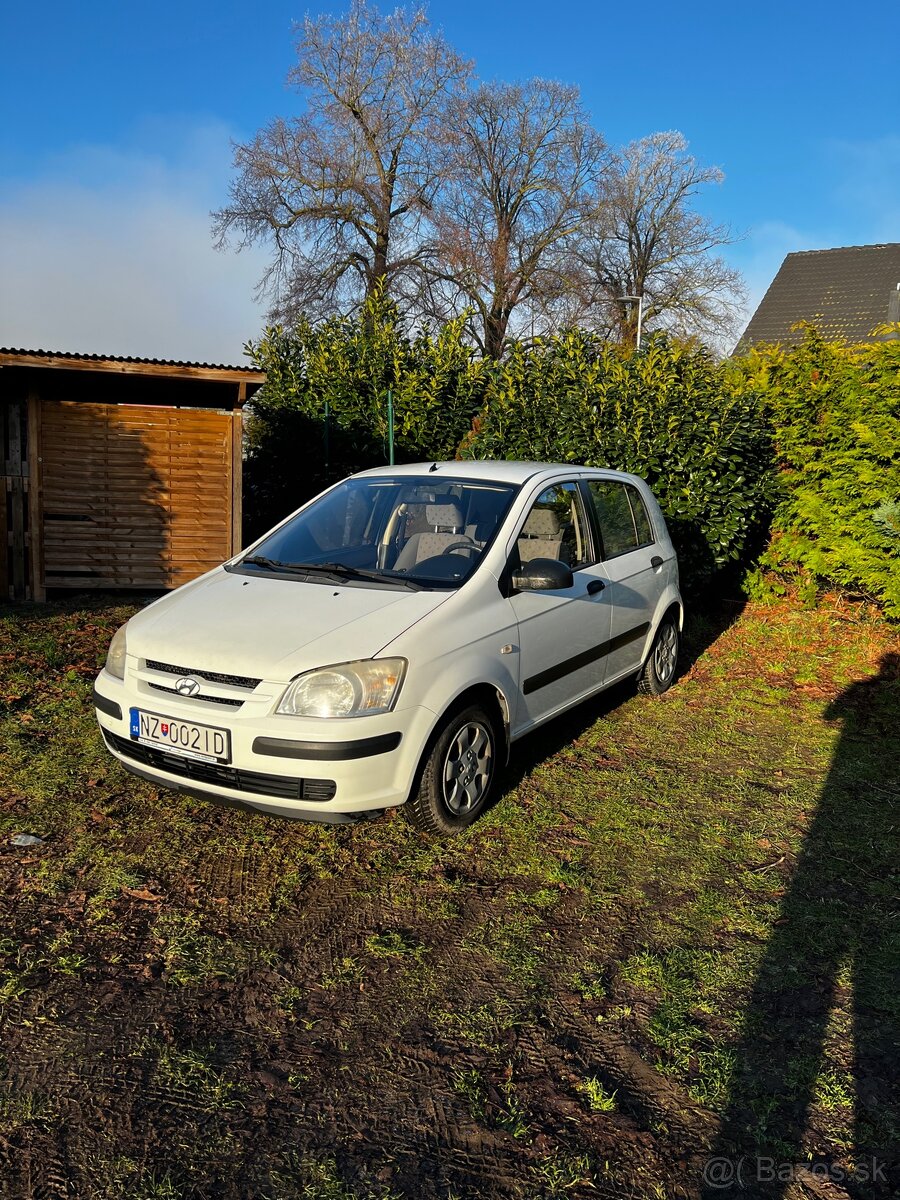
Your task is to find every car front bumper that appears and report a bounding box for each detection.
[93,670,435,822]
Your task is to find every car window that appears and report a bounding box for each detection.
[516,482,592,569]
[627,487,655,547]
[586,480,654,558]
[239,475,518,588]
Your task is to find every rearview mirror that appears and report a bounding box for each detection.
[399,489,437,504]
[512,558,574,592]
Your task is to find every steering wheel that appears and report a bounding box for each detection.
[442,540,479,558]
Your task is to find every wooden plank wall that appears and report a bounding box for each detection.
[1,399,30,600]
[40,401,234,590]
[27,394,44,601]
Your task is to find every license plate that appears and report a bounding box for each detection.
[129,708,231,764]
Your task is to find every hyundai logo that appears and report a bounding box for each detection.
[175,676,201,697]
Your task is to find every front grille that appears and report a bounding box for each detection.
[145,660,261,691]
[148,682,244,708]
[105,732,337,802]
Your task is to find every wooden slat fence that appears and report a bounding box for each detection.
[40,401,233,590]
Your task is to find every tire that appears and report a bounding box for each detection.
[637,614,680,696]
[404,704,499,836]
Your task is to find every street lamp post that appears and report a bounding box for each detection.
[620,293,644,350]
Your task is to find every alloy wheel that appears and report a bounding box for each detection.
[442,720,493,814]
[654,622,678,683]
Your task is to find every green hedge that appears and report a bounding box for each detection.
[461,331,776,593]
[737,329,900,617]
[244,296,487,538]
[242,308,898,618]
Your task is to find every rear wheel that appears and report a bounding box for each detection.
[404,704,499,836]
[638,615,680,695]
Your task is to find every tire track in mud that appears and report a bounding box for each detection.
[0,837,722,1200]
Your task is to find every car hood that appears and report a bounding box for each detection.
[124,567,453,681]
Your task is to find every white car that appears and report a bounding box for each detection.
[94,462,682,836]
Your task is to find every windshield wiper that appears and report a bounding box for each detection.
[241,555,287,571]
[240,555,331,577]
[240,556,424,590]
[292,562,424,591]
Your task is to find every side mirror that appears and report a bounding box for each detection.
[512,557,574,592]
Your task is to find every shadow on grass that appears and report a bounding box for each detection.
[0,593,157,624]
[498,599,746,800]
[680,598,746,670]
[701,652,900,1198]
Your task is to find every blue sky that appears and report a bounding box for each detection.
[1,0,897,360]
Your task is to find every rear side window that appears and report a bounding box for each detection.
[629,488,655,546]
[586,480,655,558]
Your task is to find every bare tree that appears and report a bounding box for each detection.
[572,132,745,347]
[212,2,470,322]
[420,80,607,359]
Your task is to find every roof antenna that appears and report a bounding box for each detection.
[428,461,439,472]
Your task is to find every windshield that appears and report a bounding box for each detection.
[233,475,519,588]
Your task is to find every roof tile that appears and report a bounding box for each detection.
[737,243,900,350]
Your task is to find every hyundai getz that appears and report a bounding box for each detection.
[94,462,682,836]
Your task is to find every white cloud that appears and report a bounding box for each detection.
[737,220,822,314]
[728,134,900,343]
[826,135,900,242]
[724,221,820,346]
[0,119,269,364]
[4,123,897,362]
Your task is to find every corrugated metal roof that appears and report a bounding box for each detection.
[0,346,263,373]
[737,243,900,351]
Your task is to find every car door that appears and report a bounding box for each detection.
[507,481,612,731]
[582,478,664,683]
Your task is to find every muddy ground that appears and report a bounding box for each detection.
[0,599,898,1199]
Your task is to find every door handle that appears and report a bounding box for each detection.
[650,555,664,569]
[587,579,606,595]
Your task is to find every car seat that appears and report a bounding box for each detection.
[393,502,474,570]
[517,508,567,563]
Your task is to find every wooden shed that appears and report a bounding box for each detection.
[0,349,264,601]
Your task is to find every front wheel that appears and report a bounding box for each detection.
[404,704,499,836]
[637,615,680,696]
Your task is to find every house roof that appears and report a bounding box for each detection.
[737,243,900,350]
[0,346,264,385]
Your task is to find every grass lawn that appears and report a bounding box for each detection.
[0,597,898,1200]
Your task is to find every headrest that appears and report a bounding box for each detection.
[426,502,463,528]
[523,508,561,538]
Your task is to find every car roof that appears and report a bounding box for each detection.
[353,460,645,487]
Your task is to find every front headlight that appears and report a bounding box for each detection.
[277,658,406,718]
[105,623,128,679]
